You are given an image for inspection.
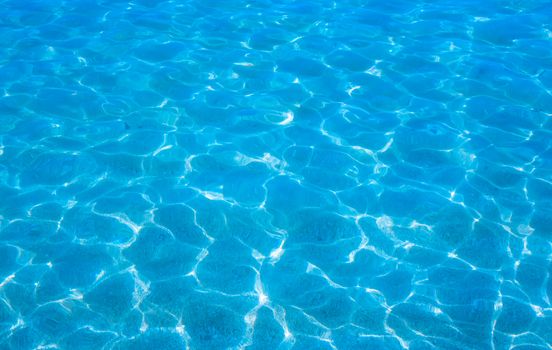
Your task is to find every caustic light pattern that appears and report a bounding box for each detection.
[0,0,552,349]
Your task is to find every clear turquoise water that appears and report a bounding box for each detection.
[1,0,552,349]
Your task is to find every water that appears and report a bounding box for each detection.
[0,0,551,349]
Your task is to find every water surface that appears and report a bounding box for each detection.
[1,0,552,349]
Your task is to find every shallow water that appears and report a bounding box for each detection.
[1,0,552,349]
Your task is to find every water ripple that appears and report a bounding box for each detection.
[1,0,552,349]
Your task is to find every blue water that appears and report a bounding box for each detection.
[1,1,552,349]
